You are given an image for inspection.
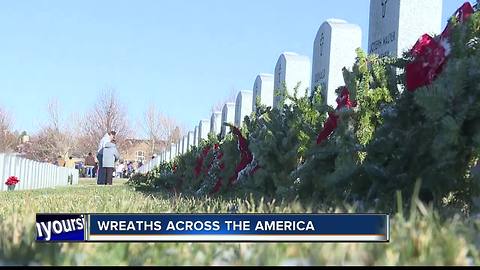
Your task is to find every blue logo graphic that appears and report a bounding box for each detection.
[36,214,86,242]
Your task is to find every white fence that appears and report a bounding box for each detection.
[0,154,79,192]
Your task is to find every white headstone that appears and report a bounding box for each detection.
[273,52,311,108]
[235,90,253,127]
[221,102,236,137]
[199,119,210,143]
[170,143,177,160]
[210,111,222,136]
[193,126,199,147]
[165,150,171,162]
[312,19,362,107]
[368,0,442,58]
[253,74,274,111]
[181,136,187,154]
[177,139,181,155]
[187,131,195,151]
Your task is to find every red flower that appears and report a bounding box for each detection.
[5,176,20,186]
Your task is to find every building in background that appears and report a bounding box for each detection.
[121,138,168,163]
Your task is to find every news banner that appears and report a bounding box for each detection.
[36,213,389,242]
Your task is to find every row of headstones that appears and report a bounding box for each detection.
[138,0,443,172]
[0,153,80,192]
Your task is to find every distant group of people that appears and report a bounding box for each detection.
[115,161,136,179]
[52,131,143,185]
[54,156,76,169]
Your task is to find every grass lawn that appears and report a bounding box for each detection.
[0,181,479,266]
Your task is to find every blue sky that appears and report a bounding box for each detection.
[0,0,469,137]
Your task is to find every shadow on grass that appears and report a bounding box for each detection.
[126,183,340,214]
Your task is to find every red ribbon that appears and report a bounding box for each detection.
[194,146,211,177]
[228,125,256,185]
[406,2,474,92]
[440,2,474,40]
[405,34,447,91]
[316,87,357,144]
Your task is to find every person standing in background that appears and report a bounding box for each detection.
[101,140,120,185]
[65,156,75,169]
[126,161,134,178]
[97,131,116,185]
[98,131,115,153]
[57,155,66,167]
[116,161,125,178]
[84,152,96,178]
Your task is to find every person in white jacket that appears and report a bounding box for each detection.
[97,131,116,184]
[98,132,113,153]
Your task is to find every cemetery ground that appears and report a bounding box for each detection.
[0,182,479,266]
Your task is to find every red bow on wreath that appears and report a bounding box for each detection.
[406,2,474,92]
[316,87,357,144]
[225,124,258,186]
[440,2,474,40]
[194,146,211,177]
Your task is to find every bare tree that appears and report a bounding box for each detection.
[142,104,161,155]
[22,99,77,161]
[77,88,133,155]
[169,126,181,143]
[47,99,61,132]
[0,107,17,153]
[140,103,183,156]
